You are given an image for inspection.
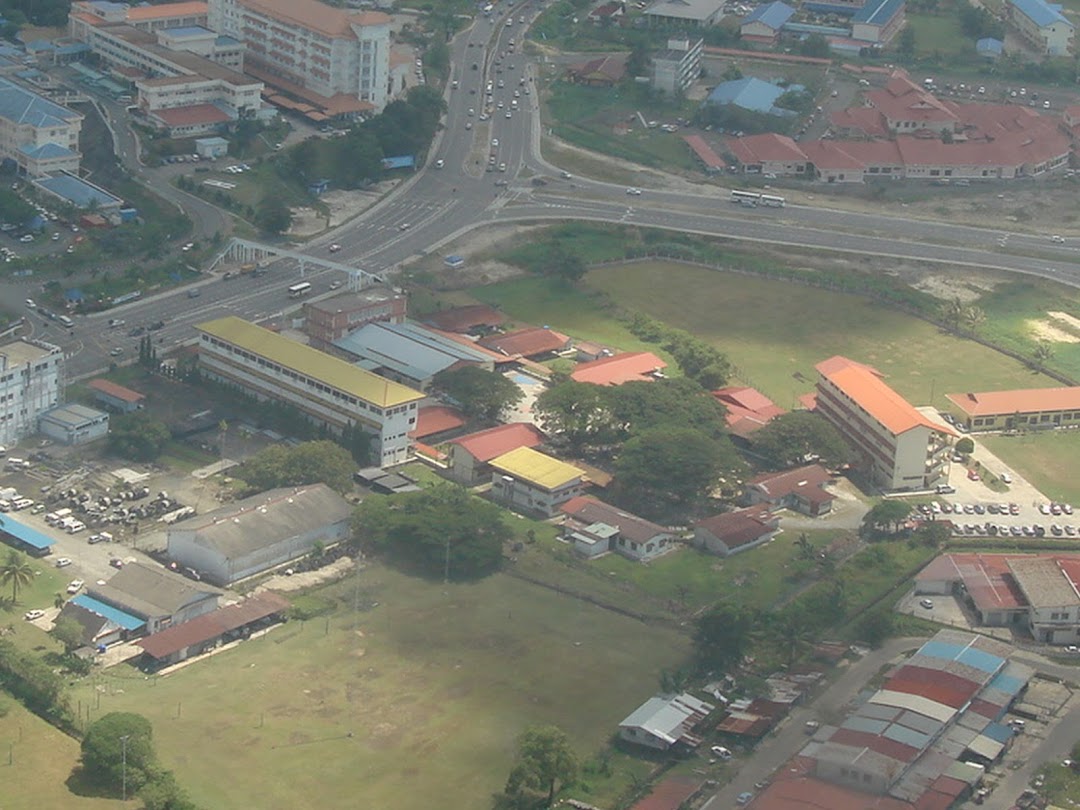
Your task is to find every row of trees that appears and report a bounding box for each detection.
[626,313,731,389]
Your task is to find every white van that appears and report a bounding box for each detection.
[66,521,86,534]
[0,500,10,512]
[46,508,72,525]
[58,315,74,328]
[12,497,33,510]
[5,457,27,470]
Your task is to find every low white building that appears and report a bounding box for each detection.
[488,447,586,517]
[0,338,63,448]
[167,484,353,585]
[619,692,715,750]
[38,403,109,446]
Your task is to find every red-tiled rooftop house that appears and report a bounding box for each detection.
[711,385,786,438]
[408,405,465,440]
[448,422,545,484]
[478,326,570,359]
[87,378,146,413]
[693,505,780,557]
[743,463,836,516]
[570,352,667,386]
[424,304,505,334]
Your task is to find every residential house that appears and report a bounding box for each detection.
[618,692,715,750]
[196,316,424,466]
[945,386,1080,433]
[740,1,795,43]
[743,464,836,516]
[683,133,726,173]
[850,0,906,44]
[303,289,407,350]
[0,338,62,447]
[38,403,109,446]
[1008,0,1074,55]
[84,562,221,635]
[424,304,504,335]
[588,1,626,24]
[651,37,702,95]
[167,485,353,586]
[566,54,627,86]
[332,320,495,392]
[448,422,546,484]
[812,355,955,491]
[489,446,586,517]
[478,326,571,359]
[711,385,785,438]
[693,505,780,557]
[643,0,725,27]
[87,378,146,413]
[570,352,667,386]
[560,495,676,561]
[724,132,808,176]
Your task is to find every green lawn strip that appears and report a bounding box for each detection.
[585,261,1054,410]
[0,699,118,810]
[396,461,446,488]
[157,440,217,474]
[905,12,970,56]
[67,565,689,810]
[1037,761,1080,806]
[981,431,1080,506]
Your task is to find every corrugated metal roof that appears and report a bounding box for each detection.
[70,593,144,630]
[0,76,80,128]
[897,710,943,736]
[334,321,492,382]
[197,316,424,408]
[841,715,889,735]
[1010,0,1072,28]
[883,722,931,750]
[956,646,1005,674]
[965,734,1004,760]
[489,447,584,490]
[870,690,956,723]
[0,514,55,549]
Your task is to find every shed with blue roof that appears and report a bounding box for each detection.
[706,76,801,117]
[0,513,56,555]
[35,173,123,211]
[1008,0,1074,55]
[741,1,795,42]
[851,0,906,43]
[977,37,1004,58]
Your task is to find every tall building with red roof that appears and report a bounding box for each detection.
[813,356,955,491]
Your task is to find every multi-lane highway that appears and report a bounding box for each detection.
[16,1,1080,379]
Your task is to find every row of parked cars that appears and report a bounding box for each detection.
[918,501,1021,516]
[953,522,1076,538]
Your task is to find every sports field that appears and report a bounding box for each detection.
[66,565,689,810]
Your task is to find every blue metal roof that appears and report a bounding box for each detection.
[976,37,1004,54]
[744,0,794,29]
[707,77,799,116]
[982,722,1014,743]
[162,25,213,37]
[382,155,415,170]
[35,174,122,210]
[70,594,144,631]
[55,43,91,56]
[988,671,1025,696]
[19,143,75,160]
[0,514,55,550]
[957,646,1005,674]
[335,321,492,382]
[1010,0,1071,28]
[841,715,889,734]
[24,40,55,53]
[883,723,931,750]
[854,0,904,24]
[0,77,80,129]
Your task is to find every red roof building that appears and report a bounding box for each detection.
[945,385,1080,432]
[683,133,726,173]
[478,327,570,359]
[147,104,232,136]
[87,378,146,413]
[570,352,667,386]
[711,385,786,438]
[566,54,627,86]
[409,405,465,439]
[743,463,835,516]
[724,133,809,175]
[424,305,505,333]
[560,495,675,561]
[448,423,545,484]
[693,505,780,557]
[627,776,701,810]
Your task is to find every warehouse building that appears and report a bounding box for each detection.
[38,402,109,446]
[945,386,1080,433]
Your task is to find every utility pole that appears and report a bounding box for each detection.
[120,734,130,802]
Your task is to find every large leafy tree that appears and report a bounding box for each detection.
[862,500,913,535]
[240,440,354,494]
[693,603,759,673]
[107,413,171,462]
[254,196,292,235]
[614,426,743,518]
[500,726,579,808]
[80,712,157,794]
[353,485,510,579]
[534,380,614,449]
[608,378,727,439]
[433,366,523,421]
[0,548,34,603]
[752,411,852,469]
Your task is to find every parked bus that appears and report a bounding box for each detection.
[729,190,761,206]
[759,194,786,207]
[288,281,312,299]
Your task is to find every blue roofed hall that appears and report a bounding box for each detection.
[34,173,123,211]
[0,513,56,552]
[706,76,802,116]
[0,76,80,128]
[744,1,795,29]
[382,155,415,170]
[1010,0,1072,27]
[70,593,145,630]
[976,37,1004,56]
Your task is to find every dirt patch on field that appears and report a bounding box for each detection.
[287,183,400,238]
[1048,311,1080,333]
[402,222,548,288]
[1029,318,1080,343]
[912,271,999,303]
[254,556,356,594]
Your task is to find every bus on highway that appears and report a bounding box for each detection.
[760,194,786,207]
[287,281,312,299]
[729,190,761,206]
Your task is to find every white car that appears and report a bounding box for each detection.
[24,609,46,621]
[626,187,642,195]
[491,138,499,148]
[328,243,341,253]
[66,579,85,594]
[434,159,444,169]
[55,557,72,567]
[399,222,411,231]
[1000,473,1012,483]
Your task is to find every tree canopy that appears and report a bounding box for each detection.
[608,378,728,440]
[498,725,579,808]
[0,549,33,603]
[534,380,615,449]
[254,197,292,235]
[107,413,171,462]
[693,602,759,673]
[353,485,510,579]
[81,712,157,794]
[862,500,913,535]
[239,440,354,494]
[433,366,523,421]
[751,411,852,469]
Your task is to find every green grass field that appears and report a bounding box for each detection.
[473,262,1054,411]
[981,431,1080,506]
[0,700,117,810]
[67,565,689,810]
[905,12,970,57]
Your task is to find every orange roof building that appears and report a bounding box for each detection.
[813,356,955,491]
[570,352,667,386]
[945,386,1080,432]
[711,385,786,438]
[448,423,545,484]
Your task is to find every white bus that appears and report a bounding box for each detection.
[730,190,761,206]
[760,194,786,207]
[288,281,312,299]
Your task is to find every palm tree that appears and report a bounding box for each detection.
[0,550,34,604]
[963,306,986,335]
[1033,340,1055,369]
[941,296,964,329]
[795,532,816,561]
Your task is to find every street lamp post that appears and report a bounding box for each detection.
[120,734,130,802]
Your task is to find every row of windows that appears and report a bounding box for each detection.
[837,767,874,785]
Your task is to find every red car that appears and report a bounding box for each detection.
[967,469,981,481]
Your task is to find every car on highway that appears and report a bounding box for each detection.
[505,111,512,118]
[736,792,754,806]
[491,138,499,148]
[109,347,124,357]
[108,318,125,327]
[435,159,444,169]
[25,297,34,308]
[328,243,341,252]
[399,222,411,230]
[465,121,472,130]
[330,280,342,290]
[499,163,507,172]
[55,557,71,567]
[24,609,46,621]
[626,187,642,195]
[560,171,572,179]
[66,579,84,594]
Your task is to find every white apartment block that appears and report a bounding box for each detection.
[196,317,424,467]
[0,338,63,448]
[208,0,391,116]
[0,78,82,177]
[69,0,209,33]
[813,355,954,491]
[1008,0,1074,55]
[652,37,703,95]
